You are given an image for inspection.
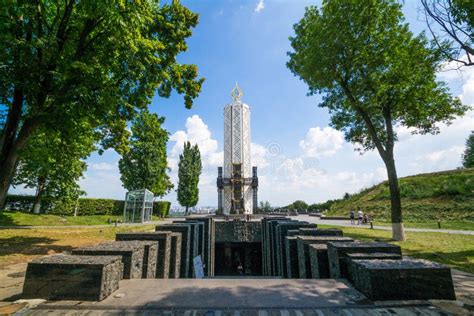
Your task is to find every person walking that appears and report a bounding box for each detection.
[349,208,355,225]
[357,208,363,225]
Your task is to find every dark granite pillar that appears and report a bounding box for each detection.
[327,241,402,279]
[186,217,215,276]
[116,232,172,278]
[296,236,354,279]
[169,232,182,278]
[275,222,315,277]
[72,241,146,279]
[156,224,191,278]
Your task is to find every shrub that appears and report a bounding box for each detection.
[154,201,171,218]
[4,195,124,216]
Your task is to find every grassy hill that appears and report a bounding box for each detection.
[326,168,474,222]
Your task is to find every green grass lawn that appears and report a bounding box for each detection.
[320,224,474,274]
[0,225,155,268]
[373,220,474,231]
[0,211,162,226]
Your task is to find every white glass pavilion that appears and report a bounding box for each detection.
[123,189,154,223]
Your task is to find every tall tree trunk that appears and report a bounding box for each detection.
[0,90,24,210]
[185,206,189,216]
[0,117,41,210]
[0,150,20,210]
[32,177,46,214]
[383,155,406,241]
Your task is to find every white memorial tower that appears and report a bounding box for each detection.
[217,83,258,215]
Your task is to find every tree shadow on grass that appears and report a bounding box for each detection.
[0,236,74,258]
[0,212,17,226]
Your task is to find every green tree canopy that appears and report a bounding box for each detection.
[288,0,467,240]
[0,0,203,208]
[177,141,202,214]
[288,200,308,211]
[119,110,172,197]
[462,131,474,168]
[13,124,95,213]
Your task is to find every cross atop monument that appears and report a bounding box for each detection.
[231,81,243,102]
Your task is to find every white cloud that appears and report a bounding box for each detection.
[169,115,219,161]
[299,126,344,158]
[424,146,464,163]
[167,115,222,207]
[254,0,265,13]
[251,143,268,168]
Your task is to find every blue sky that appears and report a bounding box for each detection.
[12,0,474,207]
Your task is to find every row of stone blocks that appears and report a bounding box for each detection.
[22,216,216,301]
[300,238,456,301]
[262,216,456,301]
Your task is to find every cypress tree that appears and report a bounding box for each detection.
[177,142,202,214]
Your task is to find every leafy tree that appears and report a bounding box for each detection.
[288,0,467,240]
[307,203,319,213]
[421,0,473,66]
[119,110,172,197]
[13,125,95,213]
[177,141,202,215]
[288,200,308,211]
[0,1,203,209]
[462,131,474,168]
[309,200,335,212]
[343,192,351,200]
[259,200,272,212]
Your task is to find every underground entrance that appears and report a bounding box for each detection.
[214,219,263,276]
[215,242,262,276]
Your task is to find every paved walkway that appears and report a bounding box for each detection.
[22,279,450,315]
[297,215,474,235]
[2,215,472,235]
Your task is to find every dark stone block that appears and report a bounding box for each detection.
[275,222,315,277]
[186,217,215,276]
[262,217,293,275]
[156,224,191,278]
[116,232,171,278]
[351,259,456,301]
[72,241,145,279]
[308,244,329,279]
[284,236,299,278]
[327,242,402,279]
[297,236,354,279]
[347,252,402,283]
[180,220,205,276]
[298,228,343,237]
[266,218,291,276]
[286,229,300,237]
[215,220,262,243]
[23,254,122,301]
[174,221,199,277]
[169,232,182,278]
